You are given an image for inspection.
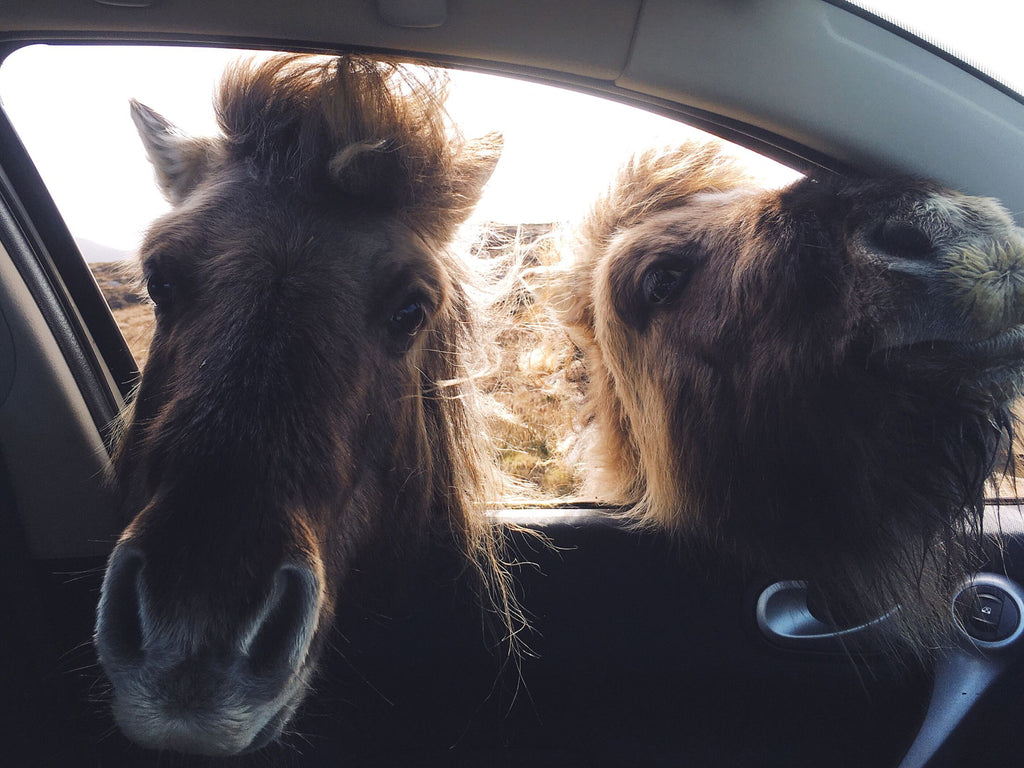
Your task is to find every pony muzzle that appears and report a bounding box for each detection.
[945,235,1024,335]
[94,546,323,754]
[240,563,322,675]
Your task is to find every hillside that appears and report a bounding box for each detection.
[89,261,155,368]
[75,237,131,264]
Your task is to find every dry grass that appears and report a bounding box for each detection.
[90,261,155,369]
[471,225,587,500]
[112,304,156,369]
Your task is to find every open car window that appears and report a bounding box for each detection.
[3,43,1019,503]
[0,11,1023,768]
[0,43,803,503]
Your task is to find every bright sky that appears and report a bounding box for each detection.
[0,44,799,255]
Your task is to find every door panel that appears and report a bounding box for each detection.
[18,516,934,767]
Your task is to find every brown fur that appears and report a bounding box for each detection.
[95,55,514,755]
[561,140,1024,651]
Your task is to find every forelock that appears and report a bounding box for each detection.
[213,53,460,210]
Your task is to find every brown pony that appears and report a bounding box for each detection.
[93,54,510,755]
[559,140,1024,650]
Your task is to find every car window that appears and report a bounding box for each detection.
[29,42,1005,506]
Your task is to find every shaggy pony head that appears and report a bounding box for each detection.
[561,140,1024,650]
[94,54,512,755]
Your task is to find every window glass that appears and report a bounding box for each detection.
[0,44,800,501]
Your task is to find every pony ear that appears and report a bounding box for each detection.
[130,99,218,204]
[413,131,503,244]
[445,131,503,221]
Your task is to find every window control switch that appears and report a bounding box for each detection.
[955,584,1020,642]
[970,593,1004,627]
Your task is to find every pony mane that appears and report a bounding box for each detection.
[215,53,500,243]
[577,141,754,261]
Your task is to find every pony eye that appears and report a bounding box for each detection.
[388,299,426,338]
[146,273,174,309]
[642,267,685,305]
[872,221,933,259]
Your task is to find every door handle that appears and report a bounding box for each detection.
[755,580,895,652]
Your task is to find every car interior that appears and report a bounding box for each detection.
[1,1,1023,766]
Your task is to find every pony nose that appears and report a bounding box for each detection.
[94,547,146,664]
[95,547,321,677]
[942,232,1024,334]
[95,548,323,754]
[242,564,321,675]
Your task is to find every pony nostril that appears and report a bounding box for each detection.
[95,549,147,663]
[245,566,319,676]
[871,220,934,260]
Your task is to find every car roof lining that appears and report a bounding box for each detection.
[621,0,1024,220]
[0,0,642,80]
